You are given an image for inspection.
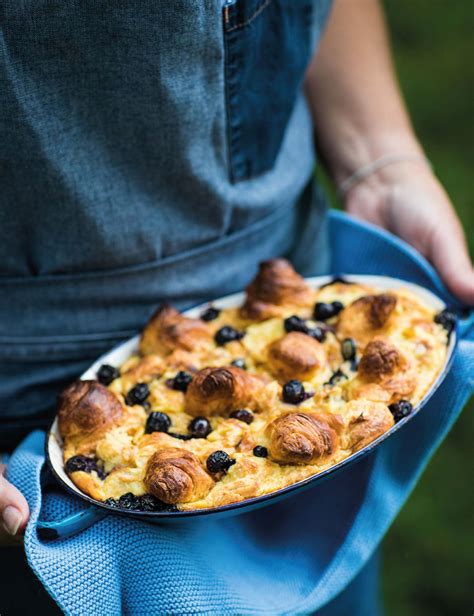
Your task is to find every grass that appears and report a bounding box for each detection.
[380,2,473,614]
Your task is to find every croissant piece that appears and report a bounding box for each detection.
[345,401,394,452]
[140,304,211,356]
[267,412,343,464]
[58,380,123,439]
[266,332,327,381]
[357,338,416,401]
[144,447,214,504]
[337,293,397,348]
[240,259,313,320]
[185,366,263,417]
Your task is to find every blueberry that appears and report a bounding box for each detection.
[231,358,247,370]
[284,315,326,342]
[332,301,344,315]
[341,338,356,361]
[145,411,171,434]
[230,409,254,424]
[253,446,268,458]
[282,380,308,404]
[97,364,120,386]
[308,327,326,343]
[118,492,141,510]
[65,455,103,476]
[326,369,348,386]
[206,450,236,474]
[104,498,118,508]
[200,306,221,322]
[125,382,150,406]
[168,432,192,440]
[188,416,212,438]
[313,302,335,321]
[215,326,245,346]
[138,494,171,512]
[434,309,457,336]
[284,315,309,334]
[388,399,413,423]
[170,371,193,392]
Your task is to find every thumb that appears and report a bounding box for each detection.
[428,222,474,307]
[0,464,30,536]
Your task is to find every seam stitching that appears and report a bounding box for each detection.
[227,0,274,32]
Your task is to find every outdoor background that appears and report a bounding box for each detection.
[378,2,472,614]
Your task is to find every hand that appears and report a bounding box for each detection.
[0,463,29,544]
[343,161,474,305]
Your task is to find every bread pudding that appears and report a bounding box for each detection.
[57,260,453,513]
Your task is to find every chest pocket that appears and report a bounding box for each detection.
[223,0,314,182]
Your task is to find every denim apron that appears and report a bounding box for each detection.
[0,0,333,452]
[0,2,383,615]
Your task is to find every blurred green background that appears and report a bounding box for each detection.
[380,2,472,614]
[319,2,472,613]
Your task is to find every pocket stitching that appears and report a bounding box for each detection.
[226,0,275,33]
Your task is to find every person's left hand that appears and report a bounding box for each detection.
[343,161,474,305]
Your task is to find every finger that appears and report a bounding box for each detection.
[428,223,474,306]
[0,465,30,536]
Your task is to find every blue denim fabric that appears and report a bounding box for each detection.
[224,0,315,181]
[0,2,333,446]
[0,1,330,279]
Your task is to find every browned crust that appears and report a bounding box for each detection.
[144,447,214,504]
[140,304,211,356]
[267,412,343,464]
[184,366,264,417]
[239,259,313,320]
[58,380,123,439]
[337,293,397,348]
[266,332,327,382]
[347,403,395,452]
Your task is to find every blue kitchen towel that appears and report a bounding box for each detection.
[7,211,474,615]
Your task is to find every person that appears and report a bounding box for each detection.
[1,0,472,613]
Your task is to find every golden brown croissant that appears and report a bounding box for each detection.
[337,293,397,348]
[356,338,416,402]
[266,332,327,382]
[184,366,264,417]
[144,447,214,504]
[139,304,211,356]
[240,259,313,320]
[58,380,123,439]
[344,400,394,452]
[267,412,343,464]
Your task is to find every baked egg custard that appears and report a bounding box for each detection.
[57,260,454,513]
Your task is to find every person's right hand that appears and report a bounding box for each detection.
[0,463,29,543]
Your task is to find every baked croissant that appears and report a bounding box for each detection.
[140,304,211,356]
[344,400,394,452]
[337,293,397,348]
[266,332,327,382]
[355,338,416,402]
[240,259,313,320]
[144,447,214,504]
[58,380,123,439]
[185,366,264,417]
[267,412,343,464]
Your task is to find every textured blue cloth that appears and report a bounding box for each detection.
[7,211,474,615]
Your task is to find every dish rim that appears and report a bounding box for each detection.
[45,274,457,519]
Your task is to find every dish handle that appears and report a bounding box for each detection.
[37,506,108,541]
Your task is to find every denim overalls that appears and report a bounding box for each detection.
[0,0,333,450]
